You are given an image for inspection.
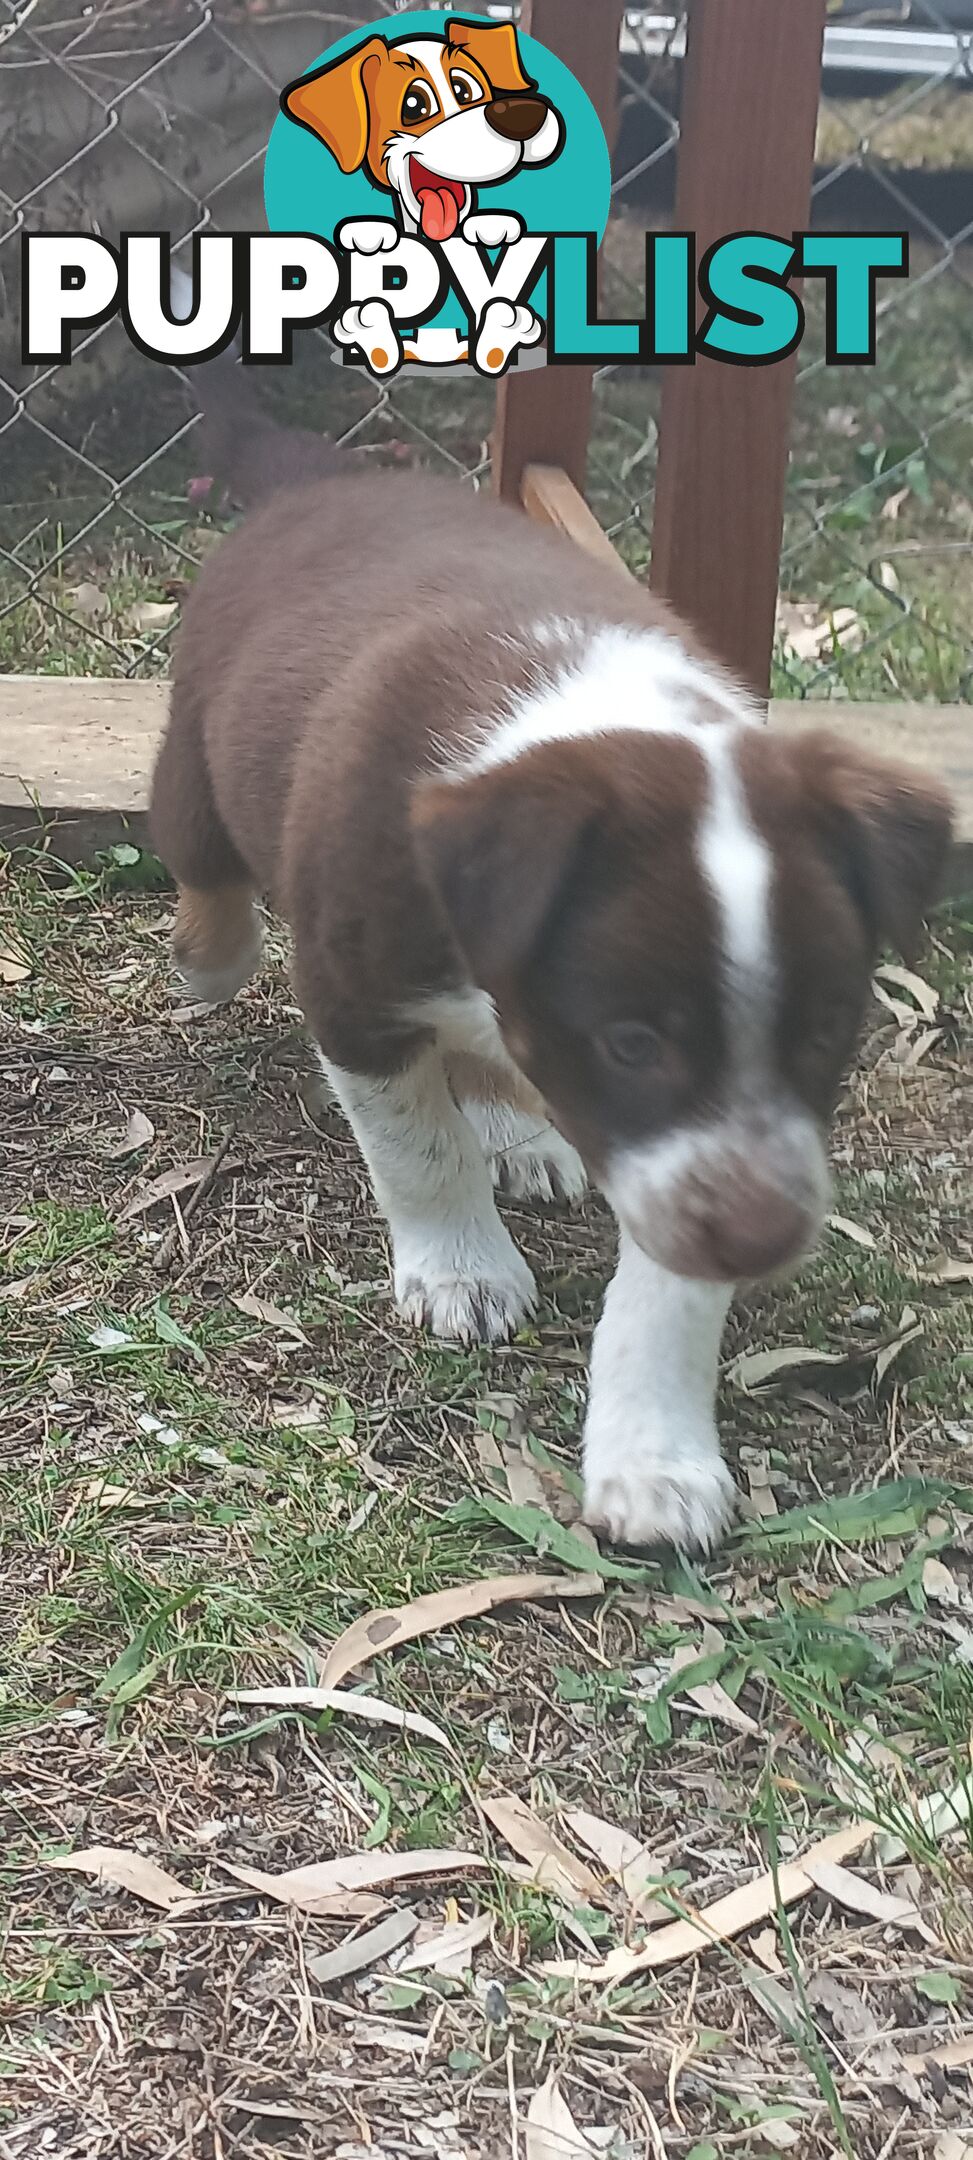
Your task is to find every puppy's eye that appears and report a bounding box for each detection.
[450,69,484,107]
[598,1021,663,1072]
[402,81,439,123]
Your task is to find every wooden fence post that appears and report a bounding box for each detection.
[493,0,626,506]
[650,0,827,696]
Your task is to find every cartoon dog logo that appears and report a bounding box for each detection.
[281,18,566,373]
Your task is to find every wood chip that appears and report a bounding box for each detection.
[544,1819,876,1983]
[482,1796,606,1906]
[320,1571,603,1688]
[226,1685,452,1752]
[49,1846,193,1912]
[828,1214,877,1250]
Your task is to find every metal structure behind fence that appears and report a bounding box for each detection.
[1,0,972,702]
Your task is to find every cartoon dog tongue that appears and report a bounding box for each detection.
[416,180,462,241]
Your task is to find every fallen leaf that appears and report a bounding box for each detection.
[726,1344,859,1394]
[83,1479,146,1512]
[923,1258,973,1287]
[923,1556,963,1607]
[525,2073,599,2160]
[226,1685,453,1752]
[544,1819,876,1983]
[750,1927,785,1976]
[502,1444,549,1512]
[350,2018,426,2056]
[49,1846,192,1912]
[874,963,939,1021]
[306,1907,418,1985]
[780,603,864,664]
[67,579,111,622]
[87,1324,134,1353]
[828,1214,877,1250]
[878,558,900,594]
[744,1453,779,1520]
[933,2137,973,2160]
[904,2036,973,2076]
[222,1848,489,1916]
[120,1154,242,1222]
[129,599,179,635]
[881,484,910,521]
[873,1308,923,1392]
[671,1645,761,1737]
[232,1292,309,1346]
[804,1858,939,1943]
[482,1796,606,1906]
[320,1571,604,1689]
[564,1808,669,1921]
[108,1108,155,1159]
[398,1914,491,1975]
[0,943,31,984]
[809,1970,883,2046]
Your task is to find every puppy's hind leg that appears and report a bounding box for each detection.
[150,690,263,1006]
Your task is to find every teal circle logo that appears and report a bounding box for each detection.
[264,9,611,373]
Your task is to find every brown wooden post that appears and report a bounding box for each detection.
[651,0,827,696]
[493,0,626,505]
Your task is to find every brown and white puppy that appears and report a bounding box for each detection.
[281,20,563,372]
[150,397,951,1555]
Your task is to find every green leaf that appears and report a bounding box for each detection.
[153,1303,206,1365]
[738,1478,967,1552]
[450,1493,655,1581]
[96,1590,196,1702]
[687,2146,719,2160]
[915,1971,962,2004]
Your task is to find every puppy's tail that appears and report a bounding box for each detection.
[171,265,350,513]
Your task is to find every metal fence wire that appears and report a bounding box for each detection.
[2,0,972,702]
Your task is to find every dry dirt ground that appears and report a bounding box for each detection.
[1,855,972,2160]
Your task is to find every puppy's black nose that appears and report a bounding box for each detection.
[486,94,550,142]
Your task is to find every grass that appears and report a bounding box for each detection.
[1,845,972,2156]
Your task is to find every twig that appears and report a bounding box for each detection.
[153,1124,238,1273]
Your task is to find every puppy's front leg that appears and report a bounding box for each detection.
[321,1048,536,1347]
[583,1230,737,1554]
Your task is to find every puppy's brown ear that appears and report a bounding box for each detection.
[795,731,952,961]
[412,763,591,989]
[281,37,387,173]
[447,18,536,94]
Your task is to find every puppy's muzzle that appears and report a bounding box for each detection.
[486,94,552,143]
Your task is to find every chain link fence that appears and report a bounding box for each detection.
[2,0,972,700]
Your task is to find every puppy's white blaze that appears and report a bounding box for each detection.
[455,623,752,779]
[695,730,774,1076]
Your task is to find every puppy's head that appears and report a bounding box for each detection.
[281,24,563,236]
[413,727,951,1282]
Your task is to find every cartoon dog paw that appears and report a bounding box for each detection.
[332,300,402,378]
[474,297,543,376]
[461,210,525,249]
[336,218,400,256]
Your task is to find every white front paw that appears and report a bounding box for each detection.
[462,210,525,248]
[583,1435,736,1555]
[474,298,542,375]
[394,1235,536,1347]
[332,300,401,377]
[493,1126,587,1207]
[337,219,400,255]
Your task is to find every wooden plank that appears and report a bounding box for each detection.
[521,464,631,576]
[493,0,627,506]
[650,0,828,697]
[1,678,969,889]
